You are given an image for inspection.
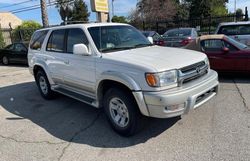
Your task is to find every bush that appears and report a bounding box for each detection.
[0,29,5,49]
[12,20,42,43]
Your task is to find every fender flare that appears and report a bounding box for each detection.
[96,71,150,116]
[33,60,55,85]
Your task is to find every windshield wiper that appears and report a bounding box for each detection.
[100,46,134,52]
[134,44,154,48]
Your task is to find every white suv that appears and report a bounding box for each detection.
[28,23,219,136]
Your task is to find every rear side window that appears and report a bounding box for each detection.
[218,25,250,35]
[30,30,48,50]
[66,28,88,53]
[47,29,65,52]
[201,39,223,52]
[163,29,192,37]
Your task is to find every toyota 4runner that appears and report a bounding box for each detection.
[28,23,219,136]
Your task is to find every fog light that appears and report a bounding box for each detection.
[165,103,185,111]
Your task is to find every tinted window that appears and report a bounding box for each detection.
[47,30,65,52]
[15,44,27,52]
[163,29,192,37]
[201,40,223,52]
[30,30,48,50]
[218,25,250,35]
[5,44,14,50]
[66,29,88,53]
[223,41,237,51]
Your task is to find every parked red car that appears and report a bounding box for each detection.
[185,34,250,73]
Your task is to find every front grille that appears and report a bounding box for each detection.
[182,70,207,84]
[181,61,206,74]
[178,61,208,86]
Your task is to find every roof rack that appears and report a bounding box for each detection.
[45,21,99,28]
[62,21,98,25]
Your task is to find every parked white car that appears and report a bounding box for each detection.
[215,21,250,46]
[28,23,219,136]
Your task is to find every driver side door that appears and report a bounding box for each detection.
[201,39,246,72]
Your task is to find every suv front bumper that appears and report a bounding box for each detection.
[136,70,219,118]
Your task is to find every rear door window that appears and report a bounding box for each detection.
[218,25,250,35]
[47,29,66,52]
[30,30,48,50]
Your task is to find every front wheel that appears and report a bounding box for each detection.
[103,88,145,136]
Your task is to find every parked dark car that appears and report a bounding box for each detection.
[141,31,165,46]
[0,43,28,65]
[162,28,198,47]
[185,34,250,73]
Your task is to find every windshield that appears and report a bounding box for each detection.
[225,36,248,49]
[88,25,152,53]
[163,28,192,37]
[218,24,250,35]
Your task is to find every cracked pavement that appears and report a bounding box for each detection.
[0,65,249,161]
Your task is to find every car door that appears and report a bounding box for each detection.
[45,29,67,84]
[13,43,28,63]
[201,39,247,72]
[61,28,96,94]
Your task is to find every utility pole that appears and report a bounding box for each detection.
[234,0,237,21]
[112,0,114,17]
[40,0,49,27]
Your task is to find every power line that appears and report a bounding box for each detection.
[12,2,57,13]
[0,0,34,9]
[8,0,75,14]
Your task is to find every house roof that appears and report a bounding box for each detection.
[0,12,22,29]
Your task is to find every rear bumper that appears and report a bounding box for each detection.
[141,70,219,118]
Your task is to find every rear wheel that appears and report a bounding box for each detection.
[103,88,145,136]
[2,56,9,65]
[35,70,55,99]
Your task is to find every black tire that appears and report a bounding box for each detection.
[2,56,9,65]
[35,70,55,100]
[103,88,145,136]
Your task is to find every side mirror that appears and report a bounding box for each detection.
[222,47,229,53]
[73,44,90,56]
[147,37,154,44]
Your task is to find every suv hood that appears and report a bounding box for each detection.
[102,46,207,72]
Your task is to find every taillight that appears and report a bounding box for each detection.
[155,40,165,46]
[181,37,193,46]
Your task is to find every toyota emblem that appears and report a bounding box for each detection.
[196,67,201,73]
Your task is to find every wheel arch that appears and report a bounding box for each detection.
[96,72,149,116]
[33,63,54,85]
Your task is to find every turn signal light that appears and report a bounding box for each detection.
[146,74,158,87]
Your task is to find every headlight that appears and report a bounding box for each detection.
[145,70,178,87]
[204,57,210,70]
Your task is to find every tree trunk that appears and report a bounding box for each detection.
[40,0,49,27]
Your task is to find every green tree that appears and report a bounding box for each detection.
[111,16,128,23]
[56,0,74,22]
[56,0,90,23]
[0,29,5,49]
[236,8,244,21]
[71,0,90,22]
[12,20,42,42]
[185,0,227,18]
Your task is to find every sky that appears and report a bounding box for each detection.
[0,0,249,25]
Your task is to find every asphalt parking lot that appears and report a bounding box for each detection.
[0,65,249,161]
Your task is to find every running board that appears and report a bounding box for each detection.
[52,87,98,108]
